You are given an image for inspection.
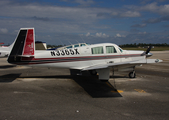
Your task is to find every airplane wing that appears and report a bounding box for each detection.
[81,59,163,71]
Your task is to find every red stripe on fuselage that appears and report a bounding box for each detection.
[18,54,142,65]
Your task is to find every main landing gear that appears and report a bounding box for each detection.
[89,70,97,75]
[129,70,136,78]
[128,66,136,78]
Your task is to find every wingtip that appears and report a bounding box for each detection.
[155,59,163,63]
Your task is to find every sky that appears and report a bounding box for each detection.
[0,0,169,45]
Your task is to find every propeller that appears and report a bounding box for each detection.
[145,46,152,54]
[145,46,153,57]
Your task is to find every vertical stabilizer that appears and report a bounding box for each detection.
[8,28,35,64]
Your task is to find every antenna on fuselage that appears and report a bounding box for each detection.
[80,35,86,43]
[76,40,80,44]
[59,40,64,47]
[68,41,72,45]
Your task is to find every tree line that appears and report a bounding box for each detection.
[119,43,169,48]
[47,43,169,49]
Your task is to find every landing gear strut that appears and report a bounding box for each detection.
[129,66,136,78]
[129,71,136,78]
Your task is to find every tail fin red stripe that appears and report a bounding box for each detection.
[23,29,34,56]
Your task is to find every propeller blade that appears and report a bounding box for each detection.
[145,46,152,54]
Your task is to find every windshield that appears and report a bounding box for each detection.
[118,47,123,53]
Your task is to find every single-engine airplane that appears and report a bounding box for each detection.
[8,28,162,81]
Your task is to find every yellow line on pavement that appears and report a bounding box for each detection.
[134,89,146,93]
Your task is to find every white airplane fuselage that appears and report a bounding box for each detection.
[21,43,144,71]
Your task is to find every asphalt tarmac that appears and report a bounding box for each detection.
[0,51,169,120]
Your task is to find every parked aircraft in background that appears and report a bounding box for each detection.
[0,43,4,46]
[0,43,14,58]
[0,41,46,58]
[7,28,162,81]
[35,41,47,50]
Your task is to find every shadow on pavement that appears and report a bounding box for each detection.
[19,73,122,98]
[0,65,16,69]
[5,68,122,98]
[0,74,21,82]
[72,75,122,98]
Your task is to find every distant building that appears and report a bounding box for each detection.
[143,46,154,48]
[35,41,47,50]
[0,43,4,47]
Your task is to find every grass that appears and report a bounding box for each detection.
[121,47,169,51]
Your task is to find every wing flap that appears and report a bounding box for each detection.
[82,61,130,71]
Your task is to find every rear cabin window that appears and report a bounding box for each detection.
[106,46,117,53]
[80,44,86,46]
[91,46,104,54]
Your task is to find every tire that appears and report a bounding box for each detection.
[89,70,97,75]
[129,71,136,78]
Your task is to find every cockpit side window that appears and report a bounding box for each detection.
[106,46,117,53]
[66,45,73,49]
[91,46,104,54]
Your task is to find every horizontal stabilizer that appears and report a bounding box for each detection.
[16,55,34,57]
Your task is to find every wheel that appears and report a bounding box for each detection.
[89,70,97,75]
[129,71,136,78]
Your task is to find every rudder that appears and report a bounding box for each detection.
[23,29,35,56]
